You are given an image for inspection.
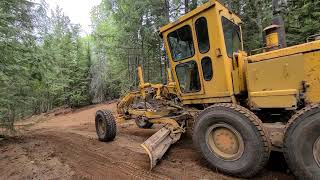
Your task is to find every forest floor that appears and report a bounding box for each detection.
[0,102,294,180]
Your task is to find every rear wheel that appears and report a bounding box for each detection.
[95,110,117,142]
[193,104,270,178]
[284,104,320,179]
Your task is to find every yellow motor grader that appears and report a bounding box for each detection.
[94,0,320,178]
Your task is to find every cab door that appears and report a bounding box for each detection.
[164,9,233,102]
[193,15,213,97]
[165,20,205,97]
[191,10,231,100]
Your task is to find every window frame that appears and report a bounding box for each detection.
[201,56,213,81]
[195,17,210,54]
[167,25,195,62]
[221,16,242,58]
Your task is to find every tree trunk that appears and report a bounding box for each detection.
[190,0,198,11]
[127,52,131,82]
[185,0,189,13]
[164,0,170,23]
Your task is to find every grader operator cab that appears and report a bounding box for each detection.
[94,0,320,178]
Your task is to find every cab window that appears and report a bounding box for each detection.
[195,17,210,53]
[222,17,242,57]
[168,25,195,61]
[175,61,201,93]
[201,57,213,81]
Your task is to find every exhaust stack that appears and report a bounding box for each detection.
[272,0,287,48]
[264,25,280,51]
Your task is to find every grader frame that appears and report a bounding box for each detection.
[95,0,320,178]
[116,66,192,168]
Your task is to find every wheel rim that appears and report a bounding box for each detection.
[313,136,320,167]
[98,117,106,135]
[206,123,245,161]
[136,116,148,127]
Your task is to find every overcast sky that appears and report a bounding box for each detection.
[47,0,101,35]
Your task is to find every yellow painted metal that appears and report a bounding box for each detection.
[116,116,126,123]
[266,33,279,48]
[141,127,174,170]
[138,66,151,99]
[249,90,298,109]
[167,68,175,86]
[117,91,139,115]
[141,123,183,170]
[160,0,242,105]
[245,39,320,108]
[246,54,304,109]
[107,0,320,175]
[113,0,320,172]
[232,51,248,95]
[160,0,241,34]
[164,68,177,95]
[150,84,163,99]
[250,95,298,109]
[250,89,298,97]
[247,40,320,62]
[145,110,175,119]
[138,66,145,85]
[207,123,245,160]
[182,97,232,105]
[304,50,320,103]
[149,118,180,129]
[118,0,320,116]
[127,109,146,116]
[162,0,215,33]
[127,109,174,118]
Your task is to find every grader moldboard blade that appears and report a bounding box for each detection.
[141,126,181,170]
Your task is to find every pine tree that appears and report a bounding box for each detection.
[285,0,320,46]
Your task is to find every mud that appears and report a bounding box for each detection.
[0,102,294,179]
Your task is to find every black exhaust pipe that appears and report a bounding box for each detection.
[272,0,287,48]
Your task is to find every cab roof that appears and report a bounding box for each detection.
[159,0,241,34]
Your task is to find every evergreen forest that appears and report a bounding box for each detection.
[1,0,319,129]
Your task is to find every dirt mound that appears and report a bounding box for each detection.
[0,102,294,179]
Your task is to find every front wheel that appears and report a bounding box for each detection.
[193,104,270,178]
[95,110,117,142]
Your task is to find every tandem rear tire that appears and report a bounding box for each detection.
[193,104,270,178]
[284,104,320,179]
[95,109,117,142]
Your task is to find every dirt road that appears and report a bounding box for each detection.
[0,102,294,180]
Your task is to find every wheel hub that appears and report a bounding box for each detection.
[136,116,148,126]
[313,136,320,167]
[206,123,244,161]
[98,117,106,134]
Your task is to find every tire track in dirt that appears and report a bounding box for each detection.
[34,131,170,180]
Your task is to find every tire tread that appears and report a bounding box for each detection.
[283,104,320,179]
[194,103,270,177]
[96,109,117,142]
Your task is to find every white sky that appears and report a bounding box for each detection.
[47,0,101,35]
